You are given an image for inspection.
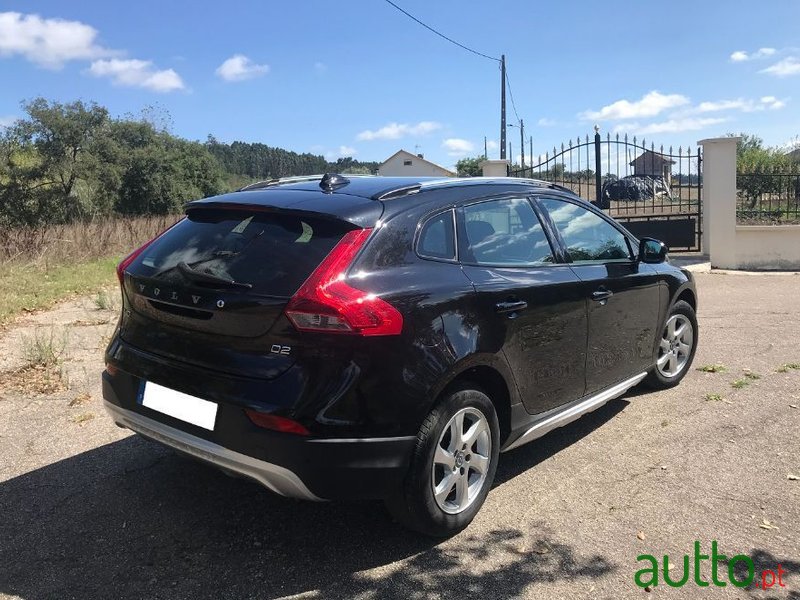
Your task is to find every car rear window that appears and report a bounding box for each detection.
[418,210,456,260]
[129,209,351,296]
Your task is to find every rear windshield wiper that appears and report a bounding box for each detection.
[177,262,253,289]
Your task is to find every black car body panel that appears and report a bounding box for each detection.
[103,175,697,502]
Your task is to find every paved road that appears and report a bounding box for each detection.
[1,272,799,599]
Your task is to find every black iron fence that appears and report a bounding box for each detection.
[509,131,703,251]
[737,164,800,224]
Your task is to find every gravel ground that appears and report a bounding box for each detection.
[1,272,799,600]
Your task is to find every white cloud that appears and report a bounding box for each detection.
[580,91,690,121]
[356,121,442,141]
[537,118,557,127]
[761,57,800,77]
[694,96,785,113]
[88,59,184,92]
[314,61,327,73]
[0,115,16,128]
[730,47,777,62]
[486,140,498,150]
[0,11,115,68]
[324,145,357,160]
[215,54,269,82]
[442,138,475,156]
[614,117,727,135]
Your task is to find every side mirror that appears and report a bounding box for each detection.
[638,238,668,264]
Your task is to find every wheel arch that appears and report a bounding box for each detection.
[675,286,697,311]
[431,358,520,445]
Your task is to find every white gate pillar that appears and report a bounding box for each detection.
[480,159,510,177]
[698,137,739,269]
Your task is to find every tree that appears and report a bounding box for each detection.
[729,132,794,208]
[455,156,484,177]
[3,98,111,224]
[0,96,379,227]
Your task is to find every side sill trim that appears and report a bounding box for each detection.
[103,401,323,501]
[501,372,647,452]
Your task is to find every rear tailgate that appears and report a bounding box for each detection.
[119,201,371,379]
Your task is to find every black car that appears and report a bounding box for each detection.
[103,174,697,536]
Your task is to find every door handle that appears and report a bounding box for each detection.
[591,289,614,301]
[495,300,528,314]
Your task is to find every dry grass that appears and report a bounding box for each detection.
[0,216,179,326]
[0,215,179,265]
[93,289,117,311]
[0,328,71,395]
[70,412,95,425]
[22,327,68,368]
[3,364,68,395]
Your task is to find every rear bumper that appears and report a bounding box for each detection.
[102,372,416,500]
[104,400,323,500]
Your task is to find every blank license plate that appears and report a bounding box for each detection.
[140,382,218,430]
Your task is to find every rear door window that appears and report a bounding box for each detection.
[130,210,350,296]
[459,197,554,266]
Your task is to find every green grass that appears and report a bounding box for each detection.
[777,363,800,373]
[731,378,750,389]
[704,393,724,402]
[697,364,727,373]
[0,256,118,327]
[743,370,761,380]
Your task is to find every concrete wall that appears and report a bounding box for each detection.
[734,226,800,270]
[700,136,800,270]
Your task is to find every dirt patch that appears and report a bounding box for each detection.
[0,364,67,396]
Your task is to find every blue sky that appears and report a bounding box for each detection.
[1,0,798,170]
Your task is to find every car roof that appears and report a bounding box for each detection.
[235,174,577,200]
[185,175,584,227]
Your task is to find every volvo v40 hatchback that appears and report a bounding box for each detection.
[103,174,697,536]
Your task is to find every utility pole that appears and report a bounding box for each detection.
[484,136,487,159]
[519,119,525,170]
[509,142,512,166]
[529,136,533,166]
[500,54,506,160]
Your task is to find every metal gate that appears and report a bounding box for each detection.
[509,131,703,252]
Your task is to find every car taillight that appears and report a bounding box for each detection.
[245,410,310,436]
[116,218,185,284]
[284,228,403,336]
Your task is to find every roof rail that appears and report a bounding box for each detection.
[374,176,580,200]
[374,184,423,200]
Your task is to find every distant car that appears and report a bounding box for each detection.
[602,175,672,205]
[103,174,698,536]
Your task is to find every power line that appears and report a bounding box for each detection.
[382,0,500,62]
[505,70,521,124]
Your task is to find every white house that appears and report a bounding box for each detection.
[378,150,455,177]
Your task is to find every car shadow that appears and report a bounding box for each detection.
[0,404,625,600]
[495,397,630,486]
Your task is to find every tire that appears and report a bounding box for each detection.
[643,299,698,389]
[385,385,500,537]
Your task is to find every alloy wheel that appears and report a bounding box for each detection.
[657,314,694,378]
[431,407,492,515]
